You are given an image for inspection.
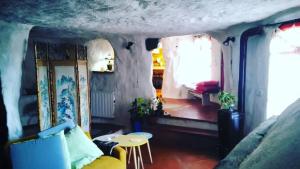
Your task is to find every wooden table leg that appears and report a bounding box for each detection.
[138,146,144,169]
[133,146,138,169]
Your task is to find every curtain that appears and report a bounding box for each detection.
[244,27,275,134]
[220,40,236,95]
[161,36,189,99]
[161,35,220,99]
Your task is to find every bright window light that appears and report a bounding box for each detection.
[267,25,300,118]
[175,36,212,86]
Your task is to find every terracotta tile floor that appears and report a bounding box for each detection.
[127,143,219,169]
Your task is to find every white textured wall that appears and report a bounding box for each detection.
[87,36,155,127]
[0,21,32,140]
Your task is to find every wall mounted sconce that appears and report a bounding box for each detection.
[125,41,134,50]
[223,36,235,46]
[145,38,159,51]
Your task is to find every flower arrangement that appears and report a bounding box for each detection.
[129,97,164,120]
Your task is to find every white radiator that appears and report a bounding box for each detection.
[91,91,115,118]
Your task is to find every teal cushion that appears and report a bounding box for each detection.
[38,119,75,138]
[65,126,103,169]
[58,131,72,169]
[10,131,71,169]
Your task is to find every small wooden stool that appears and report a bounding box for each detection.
[127,132,153,166]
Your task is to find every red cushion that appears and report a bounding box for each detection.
[196,81,219,87]
[195,81,219,94]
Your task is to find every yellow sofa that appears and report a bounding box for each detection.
[83,146,126,169]
[9,133,126,169]
[84,132,126,169]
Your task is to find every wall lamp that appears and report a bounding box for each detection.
[125,41,134,50]
[223,36,235,46]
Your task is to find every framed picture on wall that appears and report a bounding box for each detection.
[78,61,90,132]
[52,61,78,125]
[36,60,52,131]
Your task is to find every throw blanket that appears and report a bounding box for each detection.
[216,98,300,169]
[93,140,118,156]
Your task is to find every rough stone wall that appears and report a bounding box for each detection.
[88,35,155,127]
[0,0,300,36]
[0,21,32,140]
[21,39,36,94]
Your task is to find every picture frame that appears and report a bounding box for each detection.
[77,60,90,132]
[52,61,79,125]
[36,60,52,131]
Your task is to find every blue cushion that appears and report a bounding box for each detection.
[10,132,71,169]
[38,119,75,138]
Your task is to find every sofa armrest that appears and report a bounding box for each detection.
[112,146,126,167]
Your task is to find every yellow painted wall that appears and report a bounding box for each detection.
[152,48,165,69]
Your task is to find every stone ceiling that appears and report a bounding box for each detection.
[0,0,300,38]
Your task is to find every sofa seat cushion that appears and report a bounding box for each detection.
[83,156,123,169]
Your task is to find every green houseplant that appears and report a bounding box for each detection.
[218,91,236,110]
[217,91,242,158]
[129,97,152,131]
[129,98,151,119]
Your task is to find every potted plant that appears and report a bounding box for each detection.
[150,97,165,116]
[155,97,164,116]
[129,97,151,132]
[217,91,242,158]
[218,91,236,110]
